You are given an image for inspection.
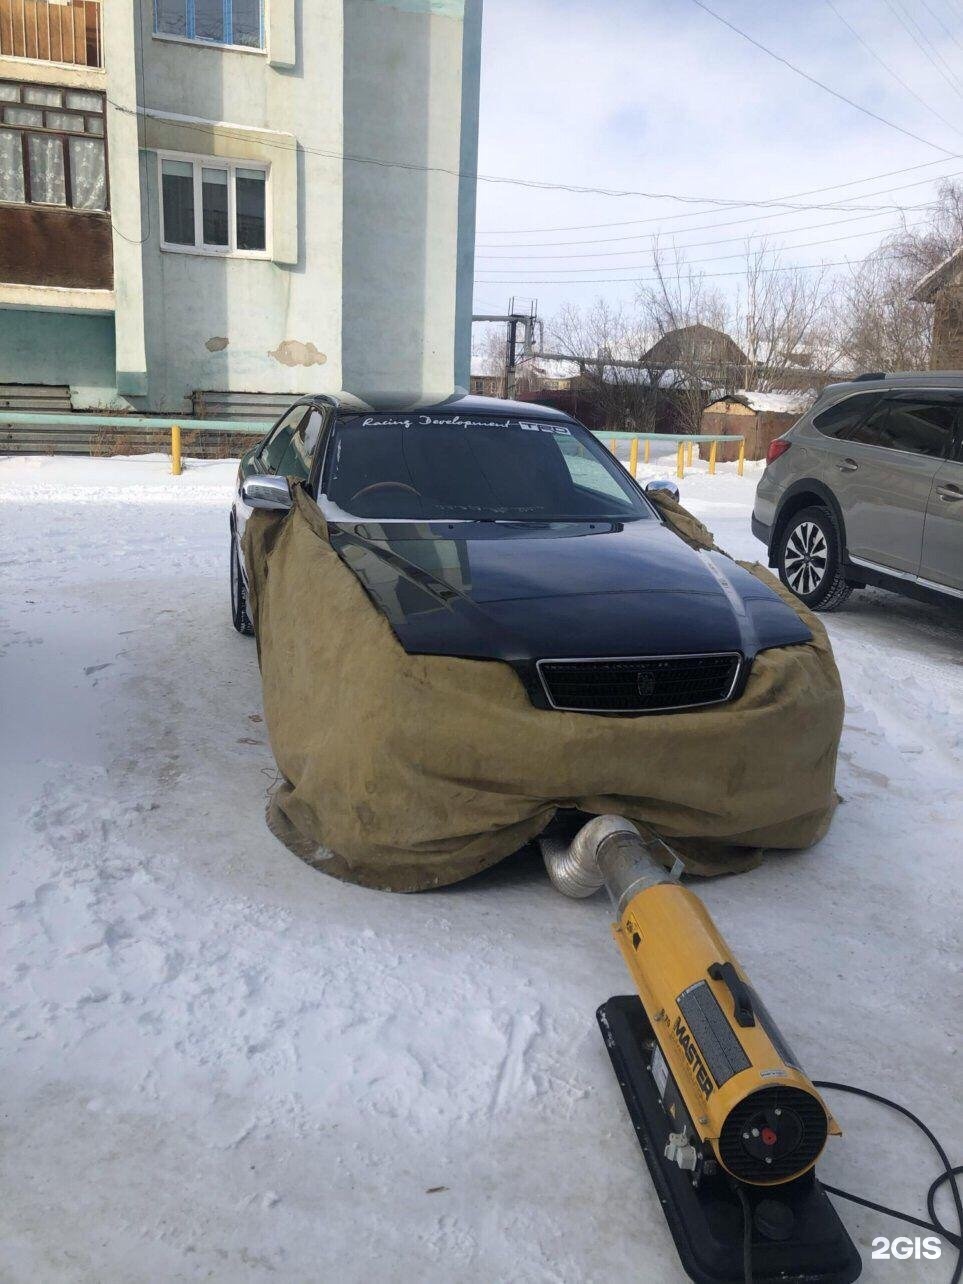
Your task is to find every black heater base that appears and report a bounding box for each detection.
[597,996,862,1284]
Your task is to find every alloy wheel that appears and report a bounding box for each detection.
[783,520,828,596]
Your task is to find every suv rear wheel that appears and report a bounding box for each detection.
[777,505,852,612]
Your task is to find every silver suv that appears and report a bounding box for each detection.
[752,372,963,611]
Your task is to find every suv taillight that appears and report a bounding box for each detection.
[766,439,791,465]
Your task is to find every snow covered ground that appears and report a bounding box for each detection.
[1,450,960,1283]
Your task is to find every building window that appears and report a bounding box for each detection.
[158,153,268,256]
[153,0,263,49]
[0,80,107,210]
[0,0,103,68]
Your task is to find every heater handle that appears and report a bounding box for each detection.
[708,961,756,1028]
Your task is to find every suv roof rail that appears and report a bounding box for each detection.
[852,371,887,381]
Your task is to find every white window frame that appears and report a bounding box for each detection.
[157,150,271,259]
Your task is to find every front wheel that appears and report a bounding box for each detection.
[230,529,255,635]
[777,505,852,612]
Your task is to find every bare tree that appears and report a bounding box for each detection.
[831,255,931,373]
[471,324,508,395]
[735,242,830,392]
[636,246,737,433]
[549,299,656,430]
[887,178,963,280]
[830,179,963,373]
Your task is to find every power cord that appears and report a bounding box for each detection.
[736,1080,962,1284]
[734,1182,755,1284]
[813,1081,962,1284]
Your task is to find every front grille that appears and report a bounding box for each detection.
[537,653,741,714]
[719,1086,829,1183]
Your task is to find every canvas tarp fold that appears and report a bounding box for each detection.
[242,486,843,891]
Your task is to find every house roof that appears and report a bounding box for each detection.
[910,245,963,303]
[642,324,748,368]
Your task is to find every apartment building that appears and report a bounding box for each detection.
[0,0,482,412]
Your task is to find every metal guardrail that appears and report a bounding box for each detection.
[592,431,746,478]
[0,413,745,480]
[0,411,272,473]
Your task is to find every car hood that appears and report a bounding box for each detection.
[328,518,812,662]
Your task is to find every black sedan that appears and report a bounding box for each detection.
[231,394,812,716]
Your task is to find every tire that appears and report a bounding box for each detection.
[777,505,853,612]
[230,529,255,635]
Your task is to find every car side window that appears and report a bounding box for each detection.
[276,408,324,481]
[841,397,956,458]
[812,392,881,437]
[260,406,309,473]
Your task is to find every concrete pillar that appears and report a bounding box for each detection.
[341,0,481,402]
[104,0,148,399]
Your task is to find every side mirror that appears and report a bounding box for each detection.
[241,474,293,512]
[645,479,680,503]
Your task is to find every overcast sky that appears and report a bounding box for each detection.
[471,0,963,330]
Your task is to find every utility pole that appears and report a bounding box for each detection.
[471,298,538,399]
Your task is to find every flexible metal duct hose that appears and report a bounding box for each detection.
[539,815,641,898]
[540,815,680,912]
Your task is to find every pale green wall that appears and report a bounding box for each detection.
[135,0,344,413]
[0,310,119,407]
[342,0,477,401]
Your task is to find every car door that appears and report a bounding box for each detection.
[919,420,963,592]
[828,393,955,575]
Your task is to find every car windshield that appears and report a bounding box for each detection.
[320,412,654,522]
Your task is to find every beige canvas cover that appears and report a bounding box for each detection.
[243,487,843,891]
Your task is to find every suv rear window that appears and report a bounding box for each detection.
[812,392,881,437]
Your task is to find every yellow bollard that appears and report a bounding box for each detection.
[677,441,685,479]
[709,440,717,476]
[629,437,639,477]
[737,438,745,477]
[171,423,182,476]
[644,438,650,464]
[609,438,617,454]
[686,440,694,468]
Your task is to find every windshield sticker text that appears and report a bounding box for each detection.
[360,415,570,434]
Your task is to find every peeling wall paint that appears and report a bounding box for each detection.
[125,0,477,408]
[269,340,328,368]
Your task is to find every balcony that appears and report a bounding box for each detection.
[0,0,102,69]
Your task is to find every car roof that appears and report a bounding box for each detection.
[304,391,576,423]
[823,370,963,394]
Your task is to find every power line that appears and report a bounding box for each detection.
[686,0,959,155]
[882,0,963,102]
[823,0,963,139]
[113,97,956,211]
[477,163,963,249]
[477,156,958,235]
[474,251,901,287]
[936,0,963,37]
[475,219,924,276]
[920,0,963,58]
[476,207,929,261]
